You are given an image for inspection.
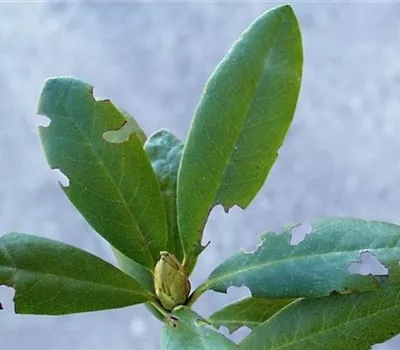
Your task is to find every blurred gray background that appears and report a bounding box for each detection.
[1,2,400,349]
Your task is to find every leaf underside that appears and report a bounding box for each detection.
[240,286,400,349]
[177,4,303,272]
[205,217,400,298]
[38,77,168,269]
[0,233,150,315]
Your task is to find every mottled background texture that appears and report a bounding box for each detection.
[1,2,400,349]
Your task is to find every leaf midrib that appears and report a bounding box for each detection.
[215,10,288,203]
[205,245,400,290]
[245,292,400,349]
[184,10,289,267]
[0,264,150,298]
[55,101,156,267]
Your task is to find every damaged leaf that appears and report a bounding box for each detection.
[144,130,184,261]
[38,77,168,269]
[0,233,151,315]
[177,5,303,272]
[103,108,147,145]
[202,217,400,298]
[161,307,237,349]
[209,297,295,333]
[240,286,400,350]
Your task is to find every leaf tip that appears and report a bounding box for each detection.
[37,76,93,117]
[272,3,296,19]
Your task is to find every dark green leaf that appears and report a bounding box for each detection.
[0,233,151,315]
[144,130,184,261]
[203,218,400,298]
[240,287,400,349]
[161,307,237,349]
[177,4,303,271]
[38,77,168,269]
[209,297,295,333]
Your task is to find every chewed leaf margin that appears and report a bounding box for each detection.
[201,217,400,299]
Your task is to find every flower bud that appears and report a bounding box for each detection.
[154,251,190,311]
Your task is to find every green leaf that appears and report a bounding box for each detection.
[112,247,155,293]
[202,217,400,298]
[0,233,152,315]
[38,77,168,269]
[209,297,295,333]
[177,4,303,271]
[161,307,237,349]
[144,130,184,262]
[240,287,400,350]
[111,247,168,322]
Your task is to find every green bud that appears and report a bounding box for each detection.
[154,251,191,311]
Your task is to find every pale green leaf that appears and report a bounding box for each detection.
[112,246,167,322]
[177,4,303,271]
[38,77,168,269]
[112,246,154,293]
[0,233,151,315]
[203,218,400,298]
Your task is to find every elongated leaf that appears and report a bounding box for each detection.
[240,287,400,349]
[144,130,184,261]
[209,297,295,333]
[112,247,154,293]
[38,77,168,269]
[102,110,155,292]
[203,218,400,298]
[161,307,237,349]
[112,247,167,322]
[0,233,152,315]
[177,4,303,271]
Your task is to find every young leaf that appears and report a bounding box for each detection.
[144,130,184,261]
[0,233,152,315]
[112,246,155,293]
[112,247,167,322]
[209,297,295,333]
[202,218,400,298]
[240,287,400,349]
[38,77,168,269]
[177,4,303,272]
[161,307,237,349]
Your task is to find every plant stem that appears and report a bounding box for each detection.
[186,284,208,307]
[149,298,170,321]
[145,302,166,322]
